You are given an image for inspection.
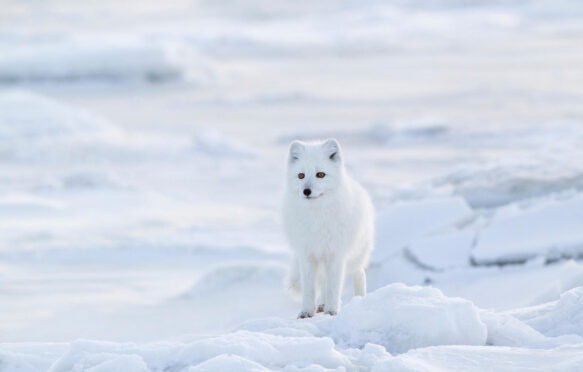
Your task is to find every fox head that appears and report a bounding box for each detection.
[286,138,345,200]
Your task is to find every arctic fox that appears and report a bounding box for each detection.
[283,138,374,318]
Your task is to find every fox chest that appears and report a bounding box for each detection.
[286,206,356,256]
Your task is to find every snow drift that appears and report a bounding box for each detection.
[0,90,123,162]
[0,41,185,84]
[472,193,583,265]
[322,283,487,353]
[8,283,583,371]
[373,197,473,263]
[241,283,487,354]
[510,286,583,338]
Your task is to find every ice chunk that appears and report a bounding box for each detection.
[406,230,475,270]
[0,41,184,84]
[438,161,583,209]
[480,310,582,348]
[374,197,473,262]
[472,193,583,265]
[510,286,583,338]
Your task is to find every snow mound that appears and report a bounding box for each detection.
[480,310,583,349]
[192,130,258,158]
[472,193,583,265]
[8,286,583,371]
[0,90,119,140]
[0,41,185,84]
[0,348,54,372]
[45,332,351,372]
[0,90,123,162]
[510,286,583,338]
[0,194,64,213]
[373,344,583,372]
[374,197,473,262]
[188,354,268,372]
[241,283,487,354]
[180,263,286,298]
[324,283,487,353]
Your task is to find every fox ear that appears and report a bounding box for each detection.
[289,140,305,162]
[322,138,341,162]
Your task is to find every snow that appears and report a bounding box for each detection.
[192,130,259,158]
[438,160,583,209]
[42,333,352,372]
[373,344,583,372]
[319,283,487,353]
[479,310,583,349]
[0,90,124,163]
[239,283,487,354]
[373,197,472,262]
[179,262,286,298]
[437,259,583,310]
[510,286,583,338]
[3,284,582,371]
[406,230,474,270]
[2,0,583,370]
[472,193,583,265]
[187,355,269,372]
[0,41,186,84]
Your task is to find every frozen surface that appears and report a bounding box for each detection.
[241,283,487,354]
[373,197,472,262]
[373,344,583,372]
[407,230,475,270]
[472,193,583,265]
[3,284,583,371]
[2,0,583,370]
[510,286,583,338]
[0,42,187,84]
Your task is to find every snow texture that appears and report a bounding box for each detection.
[0,41,186,84]
[472,193,583,265]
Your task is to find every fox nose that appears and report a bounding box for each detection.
[303,188,312,196]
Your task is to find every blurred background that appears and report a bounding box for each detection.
[1,0,583,342]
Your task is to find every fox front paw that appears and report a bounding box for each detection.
[324,309,338,316]
[297,311,314,319]
[316,304,325,313]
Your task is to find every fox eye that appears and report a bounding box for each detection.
[316,172,326,178]
[298,173,305,179]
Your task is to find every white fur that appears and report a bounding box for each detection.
[282,138,374,318]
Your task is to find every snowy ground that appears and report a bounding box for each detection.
[2,1,583,371]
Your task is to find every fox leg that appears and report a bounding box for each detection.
[352,267,366,297]
[298,256,317,318]
[316,264,326,312]
[324,258,345,315]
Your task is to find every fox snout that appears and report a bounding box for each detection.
[303,188,312,196]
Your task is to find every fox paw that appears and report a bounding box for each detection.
[297,311,314,319]
[324,310,337,316]
[316,304,325,313]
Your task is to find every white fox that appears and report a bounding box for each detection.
[283,138,374,318]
